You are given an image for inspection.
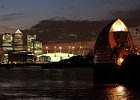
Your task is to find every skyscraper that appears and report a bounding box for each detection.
[27,34,36,53]
[2,33,13,64]
[33,39,43,55]
[14,29,23,50]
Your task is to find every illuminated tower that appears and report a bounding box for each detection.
[14,29,23,50]
[27,34,36,53]
[2,33,13,64]
[94,19,134,66]
[33,39,43,55]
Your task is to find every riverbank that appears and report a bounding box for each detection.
[0,62,93,69]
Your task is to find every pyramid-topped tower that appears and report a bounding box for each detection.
[14,29,23,50]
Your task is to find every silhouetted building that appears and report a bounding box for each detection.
[8,50,34,64]
[94,19,134,65]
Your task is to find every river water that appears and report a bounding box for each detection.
[0,67,140,100]
[95,84,140,100]
[0,67,93,100]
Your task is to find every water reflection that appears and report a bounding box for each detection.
[116,86,126,95]
[0,68,93,99]
[106,85,129,100]
[95,84,138,100]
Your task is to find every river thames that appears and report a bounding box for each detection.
[0,67,93,100]
[0,67,140,100]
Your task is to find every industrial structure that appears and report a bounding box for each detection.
[94,19,134,66]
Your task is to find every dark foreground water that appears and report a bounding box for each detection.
[1,67,140,100]
[0,67,93,100]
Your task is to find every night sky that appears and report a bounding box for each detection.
[0,0,139,33]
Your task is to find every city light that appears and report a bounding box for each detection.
[117,58,124,66]
[54,46,56,52]
[72,46,75,54]
[46,46,49,53]
[59,46,62,53]
[0,19,137,65]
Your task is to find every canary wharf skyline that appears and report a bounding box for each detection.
[0,0,139,33]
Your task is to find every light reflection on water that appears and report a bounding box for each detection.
[1,67,140,99]
[106,85,129,100]
[95,84,140,100]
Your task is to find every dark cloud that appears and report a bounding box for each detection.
[23,19,110,44]
[67,33,77,37]
[110,6,140,19]
[0,13,24,21]
[108,5,140,27]
[0,5,4,9]
[102,0,140,5]
[3,13,23,17]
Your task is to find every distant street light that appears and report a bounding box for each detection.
[46,46,48,53]
[59,46,62,53]
[79,46,83,55]
[68,46,71,53]
[54,46,56,53]
[72,46,75,54]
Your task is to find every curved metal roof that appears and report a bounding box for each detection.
[94,19,117,51]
